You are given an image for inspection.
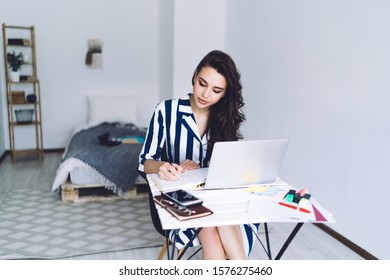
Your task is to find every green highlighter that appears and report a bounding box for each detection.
[284,189,295,202]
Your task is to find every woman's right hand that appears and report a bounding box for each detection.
[158,161,183,181]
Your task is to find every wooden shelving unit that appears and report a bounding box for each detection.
[2,24,43,162]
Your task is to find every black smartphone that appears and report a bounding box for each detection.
[161,189,203,207]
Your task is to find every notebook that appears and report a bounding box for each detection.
[153,195,213,221]
[203,139,289,189]
[149,139,288,191]
[149,168,208,192]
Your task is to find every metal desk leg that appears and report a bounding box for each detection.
[264,223,272,259]
[177,228,202,260]
[252,223,272,260]
[275,222,304,260]
[165,228,202,260]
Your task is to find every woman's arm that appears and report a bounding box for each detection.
[138,102,166,177]
[144,159,182,181]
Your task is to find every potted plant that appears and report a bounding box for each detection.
[7,51,23,82]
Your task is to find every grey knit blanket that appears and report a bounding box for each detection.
[61,122,145,194]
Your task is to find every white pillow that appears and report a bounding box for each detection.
[87,95,138,126]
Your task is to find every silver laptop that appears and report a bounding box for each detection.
[203,139,289,189]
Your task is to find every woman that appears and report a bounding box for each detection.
[138,50,259,259]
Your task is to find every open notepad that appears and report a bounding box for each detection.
[149,168,208,192]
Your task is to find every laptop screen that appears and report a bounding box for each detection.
[204,139,289,189]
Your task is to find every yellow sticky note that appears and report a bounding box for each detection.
[245,185,270,193]
[299,198,309,207]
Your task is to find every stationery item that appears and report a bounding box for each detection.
[154,195,213,221]
[149,168,207,192]
[293,189,308,203]
[245,185,281,196]
[284,189,295,202]
[297,189,307,196]
[293,192,302,203]
[168,162,181,181]
[245,185,270,193]
[299,207,311,214]
[284,188,311,204]
[203,139,289,189]
[279,201,297,210]
[299,198,309,207]
[278,201,311,214]
[312,204,327,221]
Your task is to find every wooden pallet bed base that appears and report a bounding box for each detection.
[61,182,149,203]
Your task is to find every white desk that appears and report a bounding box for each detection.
[147,175,335,260]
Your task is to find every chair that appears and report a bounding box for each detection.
[148,188,201,260]
[158,239,185,260]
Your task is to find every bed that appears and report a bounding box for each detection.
[52,95,147,200]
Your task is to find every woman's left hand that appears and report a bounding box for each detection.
[180,159,200,172]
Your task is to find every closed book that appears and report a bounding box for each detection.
[7,38,30,45]
[118,135,145,144]
[8,38,24,45]
[20,75,31,81]
[154,195,213,221]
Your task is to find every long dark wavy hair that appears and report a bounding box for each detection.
[192,50,245,152]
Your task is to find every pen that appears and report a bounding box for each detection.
[278,201,311,214]
[299,207,311,214]
[168,162,181,181]
[279,201,297,210]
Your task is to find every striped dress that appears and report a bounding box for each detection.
[138,95,259,257]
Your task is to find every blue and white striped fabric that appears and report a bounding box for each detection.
[139,95,210,171]
[138,95,259,257]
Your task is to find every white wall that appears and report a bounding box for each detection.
[172,0,226,98]
[159,0,174,102]
[226,0,390,259]
[0,0,161,149]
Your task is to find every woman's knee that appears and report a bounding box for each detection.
[199,227,220,244]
